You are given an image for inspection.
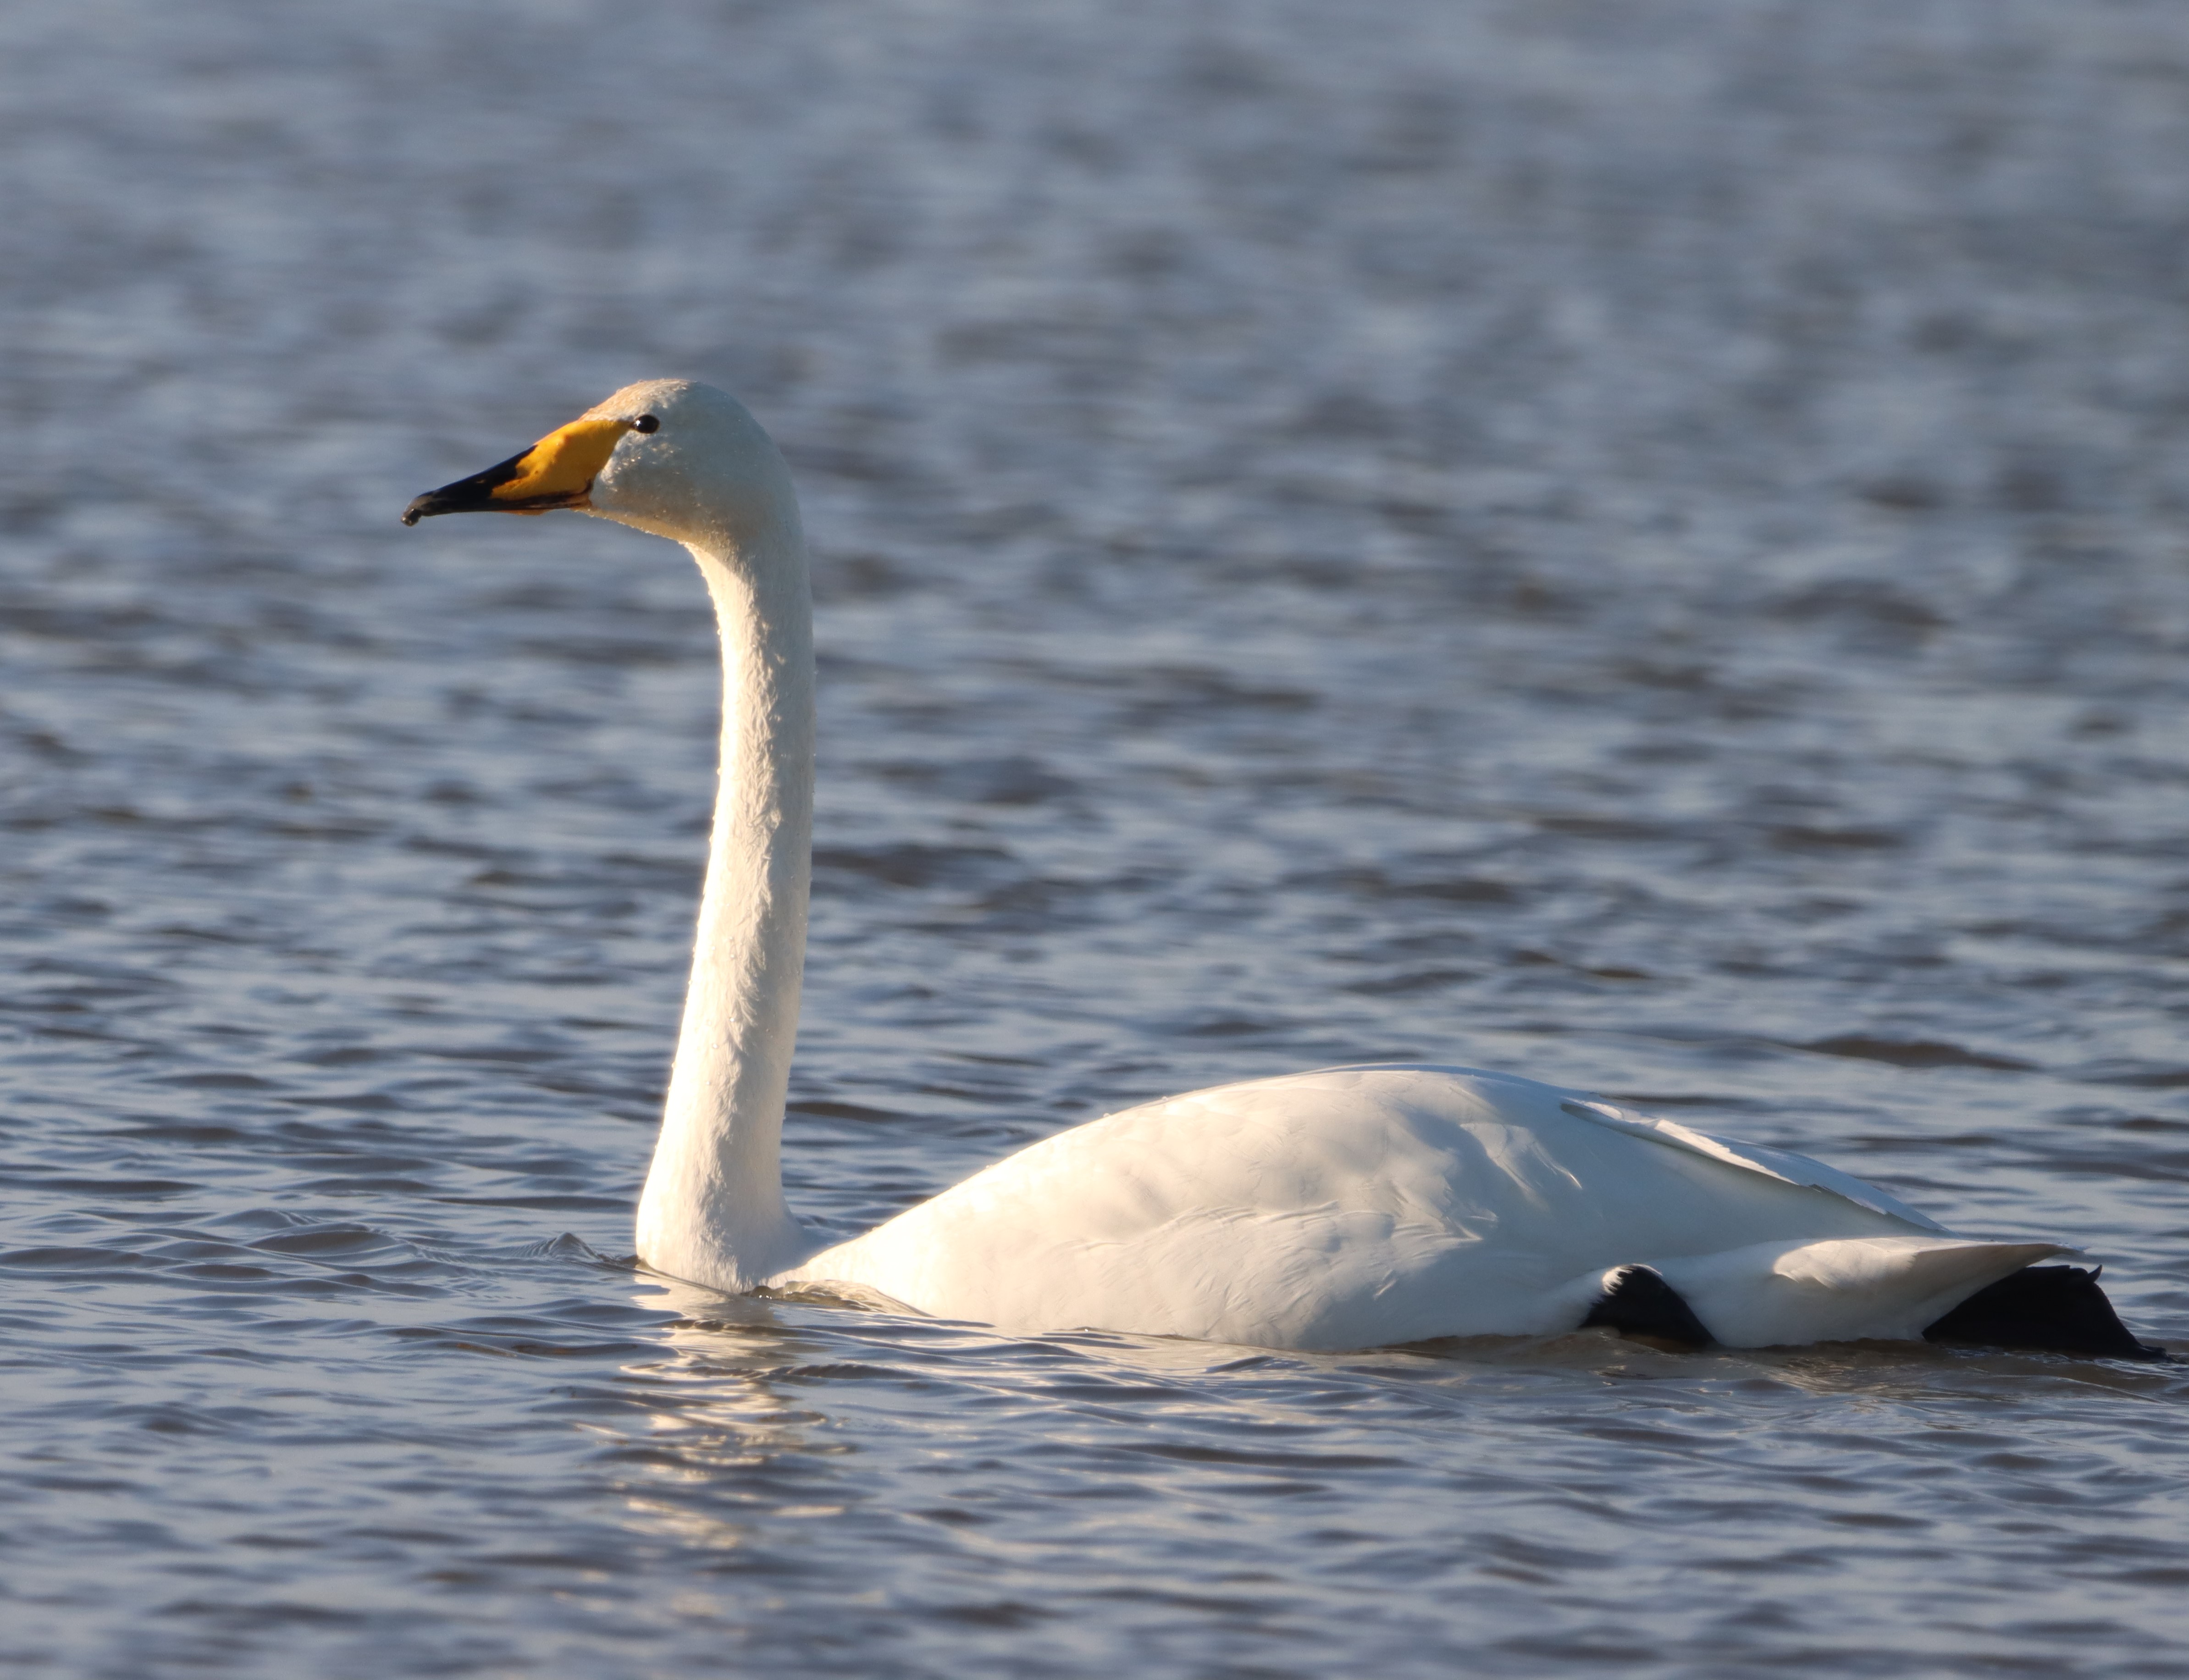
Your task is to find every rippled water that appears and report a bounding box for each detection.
[6,1,2189,1674]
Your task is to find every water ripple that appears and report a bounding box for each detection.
[4,0,2188,1675]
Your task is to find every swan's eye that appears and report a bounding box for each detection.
[633,414,660,434]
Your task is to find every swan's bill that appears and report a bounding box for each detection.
[401,411,658,525]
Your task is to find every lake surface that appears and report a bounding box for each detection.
[4,1,2188,1674]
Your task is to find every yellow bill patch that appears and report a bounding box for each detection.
[490,416,644,507]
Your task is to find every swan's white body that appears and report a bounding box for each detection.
[784,1062,2064,1349]
[423,380,2079,1353]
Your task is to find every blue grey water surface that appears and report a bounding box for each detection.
[4,0,2189,1674]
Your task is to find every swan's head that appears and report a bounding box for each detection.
[402,379,797,552]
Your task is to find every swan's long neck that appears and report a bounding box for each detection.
[634,523,815,1289]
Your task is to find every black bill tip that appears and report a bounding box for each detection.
[401,478,495,527]
[401,448,546,529]
[401,452,588,527]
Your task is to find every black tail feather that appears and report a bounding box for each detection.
[1924,1265,2167,1361]
[1581,1265,1714,1350]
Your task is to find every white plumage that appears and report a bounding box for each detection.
[407,378,2099,1356]
[786,1063,2064,1348]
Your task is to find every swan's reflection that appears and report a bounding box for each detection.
[599,1275,844,1547]
[610,1267,2179,1550]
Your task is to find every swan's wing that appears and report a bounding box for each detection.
[1555,1097,1949,1232]
[786,1065,1957,1348]
[1649,1234,2070,1346]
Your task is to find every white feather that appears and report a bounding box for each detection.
[464,380,2083,1353]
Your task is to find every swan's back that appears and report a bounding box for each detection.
[788,1065,1963,1348]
